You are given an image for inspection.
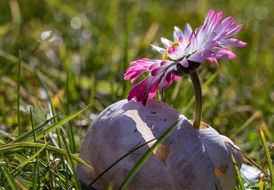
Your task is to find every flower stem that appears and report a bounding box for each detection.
[189,71,202,130]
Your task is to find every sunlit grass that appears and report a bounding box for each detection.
[0,0,273,189]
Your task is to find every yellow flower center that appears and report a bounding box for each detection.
[162,41,179,60]
[171,41,179,47]
[162,52,169,60]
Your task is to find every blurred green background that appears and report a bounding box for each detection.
[0,0,273,188]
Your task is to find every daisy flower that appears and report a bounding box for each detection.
[124,10,247,105]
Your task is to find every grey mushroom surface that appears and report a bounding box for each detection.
[77,99,241,190]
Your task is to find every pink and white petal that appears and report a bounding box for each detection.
[178,40,188,50]
[195,25,207,48]
[186,32,199,55]
[161,63,177,83]
[206,57,218,65]
[130,58,153,67]
[226,24,243,36]
[173,26,183,41]
[149,62,161,71]
[204,10,216,26]
[178,58,189,68]
[151,45,166,55]
[151,67,161,76]
[173,75,181,81]
[217,16,234,32]
[204,10,220,33]
[203,40,217,50]
[212,11,224,28]
[127,76,157,105]
[187,52,207,63]
[124,59,163,81]
[215,49,236,59]
[124,68,143,81]
[167,46,184,60]
[161,37,172,48]
[143,76,161,104]
[221,38,247,47]
[139,80,155,104]
[128,72,145,82]
[127,80,143,100]
[183,23,193,39]
[147,85,158,99]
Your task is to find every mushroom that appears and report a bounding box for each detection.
[77,99,242,190]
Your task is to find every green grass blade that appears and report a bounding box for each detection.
[59,97,76,153]
[27,105,87,142]
[0,142,92,170]
[29,107,36,142]
[15,143,48,172]
[0,49,33,73]
[259,128,274,185]
[118,121,178,190]
[60,128,79,190]
[13,116,57,143]
[89,74,95,109]
[29,106,40,189]
[17,50,22,135]
[232,155,245,190]
[0,162,17,190]
[38,159,74,187]
[122,3,129,98]
[259,177,265,190]
[33,155,40,190]
[26,105,89,142]
[0,131,14,143]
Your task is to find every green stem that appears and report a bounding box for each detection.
[189,71,202,130]
[17,50,22,135]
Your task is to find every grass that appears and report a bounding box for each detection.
[0,0,273,189]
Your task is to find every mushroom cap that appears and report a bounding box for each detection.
[77,99,241,190]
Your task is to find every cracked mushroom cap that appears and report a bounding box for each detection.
[77,99,241,190]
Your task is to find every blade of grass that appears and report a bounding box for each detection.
[17,50,22,135]
[60,128,79,190]
[107,184,114,190]
[89,73,96,109]
[37,69,61,149]
[0,142,92,170]
[118,120,178,190]
[30,107,36,142]
[232,111,262,138]
[259,176,265,190]
[232,155,245,190]
[64,161,69,190]
[9,0,21,25]
[38,159,74,187]
[121,4,128,98]
[33,155,40,190]
[241,152,268,177]
[14,143,48,173]
[13,116,58,143]
[259,127,273,185]
[0,130,14,143]
[29,106,41,189]
[0,49,33,72]
[30,105,88,142]
[26,105,88,142]
[0,161,17,190]
[59,97,76,153]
